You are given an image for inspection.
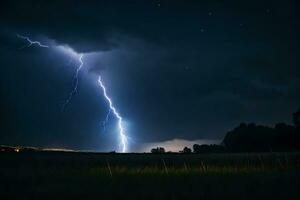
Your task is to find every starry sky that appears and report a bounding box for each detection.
[1,0,300,152]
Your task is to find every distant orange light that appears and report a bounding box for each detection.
[15,149,19,153]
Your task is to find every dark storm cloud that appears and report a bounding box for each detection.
[3,0,292,52]
[2,0,124,52]
[1,0,300,151]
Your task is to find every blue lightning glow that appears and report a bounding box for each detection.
[17,34,49,48]
[61,54,84,110]
[98,76,128,152]
[16,33,128,152]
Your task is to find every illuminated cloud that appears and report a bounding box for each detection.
[141,138,220,152]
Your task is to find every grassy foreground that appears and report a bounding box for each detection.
[1,152,300,200]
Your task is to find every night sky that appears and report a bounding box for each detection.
[1,0,299,152]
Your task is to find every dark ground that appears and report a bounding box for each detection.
[1,151,300,200]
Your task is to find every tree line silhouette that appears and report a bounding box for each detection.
[151,110,300,153]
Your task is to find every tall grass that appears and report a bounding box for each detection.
[1,152,300,199]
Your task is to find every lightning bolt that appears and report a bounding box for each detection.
[17,34,49,48]
[61,54,84,110]
[98,76,127,152]
[16,33,129,152]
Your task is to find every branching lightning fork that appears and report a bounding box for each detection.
[16,33,84,110]
[61,54,84,110]
[17,34,49,48]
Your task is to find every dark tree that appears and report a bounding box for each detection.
[223,119,300,152]
[151,147,165,154]
[193,144,201,153]
[193,144,225,153]
[182,147,192,154]
[223,123,277,152]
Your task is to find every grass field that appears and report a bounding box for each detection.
[1,152,300,200]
